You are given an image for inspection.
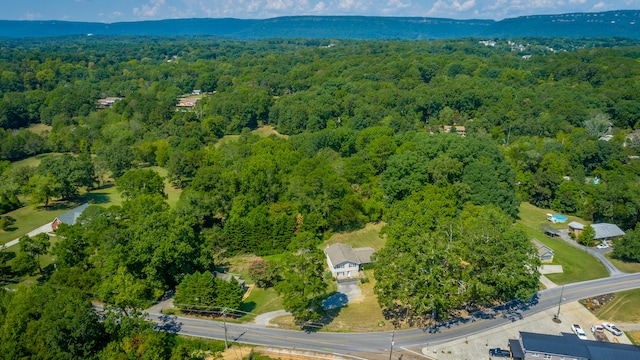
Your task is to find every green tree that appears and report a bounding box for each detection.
[275,233,327,327]
[248,257,279,288]
[578,224,597,247]
[28,173,60,208]
[116,168,167,200]
[612,224,640,263]
[174,271,216,311]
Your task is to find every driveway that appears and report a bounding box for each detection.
[0,222,53,250]
[557,229,622,276]
[322,280,362,310]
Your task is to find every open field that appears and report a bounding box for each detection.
[605,253,640,273]
[10,152,65,168]
[596,289,640,323]
[146,166,182,207]
[216,126,288,149]
[27,123,53,135]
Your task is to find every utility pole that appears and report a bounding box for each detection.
[222,307,229,349]
[554,284,565,323]
[388,329,395,360]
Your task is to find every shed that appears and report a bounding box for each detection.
[542,225,561,238]
[51,203,90,231]
[531,239,554,263]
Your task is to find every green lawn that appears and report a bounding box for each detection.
[605,253,640,273]
[27,123,53,135]
[146,166,182,207]
[517,202,589,231]
[0,202,73,246]
[516,202,608,284]
[596,289,640,323]
[11,152,64,168]
[321,222,387,251]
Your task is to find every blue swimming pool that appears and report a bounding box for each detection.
[552,215,567,222]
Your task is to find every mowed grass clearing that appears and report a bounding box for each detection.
[516,202,608,284]
[322,222,386,251]
[596,289,640,323]
[27,123,53,135]
[605,253,640,273]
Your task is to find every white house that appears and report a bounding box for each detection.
[324,243,375,280]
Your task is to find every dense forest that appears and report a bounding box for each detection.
[2,35,640,356]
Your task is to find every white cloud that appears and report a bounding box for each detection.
[24,12,42,20]
[387,0,412,9]
[313,1,328,12]
[429,0,476,15]
[133,0,166,18]
[265,0,292,10]
[569,0,586,3]
[591,1,607,10]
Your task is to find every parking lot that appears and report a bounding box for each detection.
[422,301,632,360]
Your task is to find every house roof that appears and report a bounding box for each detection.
[508,339,525,358]
[542,225,561,236]
[531,239,553,258]
[519,331,640,360]
[592,223,625,240]
[521,332,590,358]
[568,221,584,230]
[325,243,375,266]
[213,271,245,286]
[54,203,90,226]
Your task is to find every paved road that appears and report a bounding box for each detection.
[149,272,640,357]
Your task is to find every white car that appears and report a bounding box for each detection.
[572,324,588,340]
[591,324,604,333]
[603,322,623,336]
[596,243,609,249]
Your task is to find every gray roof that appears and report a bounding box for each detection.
[592,223,625,240]
[532,239,553,258]
[212,271,245,287]
[325,243,375,267]
[54,203,90,226]
[568,221,584,230]
[519,331,640,360]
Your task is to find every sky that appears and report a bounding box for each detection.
[3,0,639,22]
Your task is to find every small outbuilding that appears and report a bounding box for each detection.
[531,238,554,263]
[51,203,90,231]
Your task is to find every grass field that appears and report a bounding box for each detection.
[516,203,608,284]
[517,202,588,231]
[27,123,53,135]
[0,202,75,245]
[216,125,288,149]
[605,253,640,273]
[11,152,64,168]
[596,289,640,323]
[146,166,182,207]
[322,222,387,251]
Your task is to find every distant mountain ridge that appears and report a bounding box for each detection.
[0,10,639,39]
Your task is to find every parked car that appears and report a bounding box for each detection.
[572,324,588,340]
[489,348,511,357]
[591,324,604,333]
[603,322,623,336]
[596,242,609,249]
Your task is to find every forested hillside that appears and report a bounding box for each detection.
[1,36,640,355]
[0,10,638,39]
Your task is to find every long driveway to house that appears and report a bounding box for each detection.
[0,222,53,250]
